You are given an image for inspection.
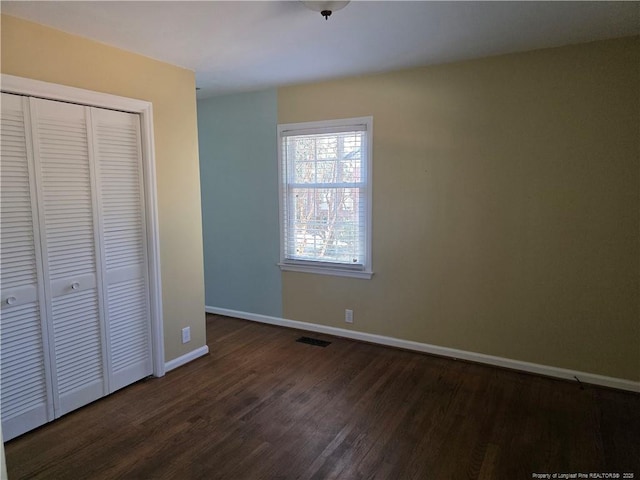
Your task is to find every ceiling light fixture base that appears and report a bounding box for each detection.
[302,1,350,20]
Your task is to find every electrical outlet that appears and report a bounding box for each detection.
[345,309,353,324]
[181,326,191,344]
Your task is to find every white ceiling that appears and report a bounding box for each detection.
[2,1,639,98]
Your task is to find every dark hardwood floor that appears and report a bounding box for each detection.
[5,314,640,479]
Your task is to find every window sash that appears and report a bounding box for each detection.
[283,185,367,267]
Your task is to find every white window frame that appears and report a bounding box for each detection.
[277,116,373,279]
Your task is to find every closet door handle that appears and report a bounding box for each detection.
[71,282,80,290]
[6,296,17,305]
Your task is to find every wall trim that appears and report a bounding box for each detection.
[205,306,640,393]
[164,346,209,373]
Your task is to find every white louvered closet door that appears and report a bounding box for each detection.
[1,93,153,440]
[30,98,108,417]
[0,93,54,439]
[92,108,152,391]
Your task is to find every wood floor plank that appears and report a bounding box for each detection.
[5,314,640,479]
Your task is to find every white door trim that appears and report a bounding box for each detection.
[2,74,166,377]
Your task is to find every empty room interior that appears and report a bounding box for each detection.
[0,1,639,479]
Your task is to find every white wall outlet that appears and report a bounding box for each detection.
[345,309,353,324]
[181,326,191,344]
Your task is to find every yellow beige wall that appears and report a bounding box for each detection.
[279,36,640,381]
[1,15,206,362]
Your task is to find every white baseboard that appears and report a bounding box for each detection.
[206,306,640,393]
[164,345,209,372]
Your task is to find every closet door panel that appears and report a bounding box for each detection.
[93,108,151,391]
[0,93,53,440]
[31,98,106,416]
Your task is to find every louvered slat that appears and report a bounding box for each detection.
[108,278,149,372]
[96,119,145,272]
[50,290,102,394]
[1,106,37,290]
[36,102,96,282]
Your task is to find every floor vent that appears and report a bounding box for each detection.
[296,336,331,348]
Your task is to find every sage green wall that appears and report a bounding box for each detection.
[278,37,640,381]
[198,90,282,317]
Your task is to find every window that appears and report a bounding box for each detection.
[278,116,373,279]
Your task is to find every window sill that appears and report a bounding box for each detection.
[278,263,373,279]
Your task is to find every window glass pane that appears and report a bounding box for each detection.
[316,135,337,160]
[289,187,363,265]
[288,131,364,185]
